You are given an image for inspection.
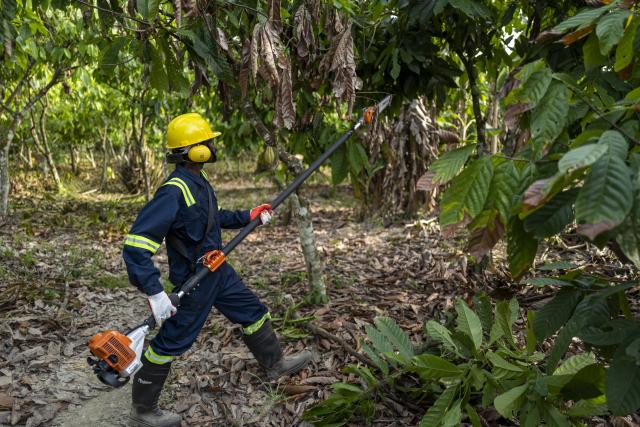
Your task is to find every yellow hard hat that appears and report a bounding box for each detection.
[166,113,222,150]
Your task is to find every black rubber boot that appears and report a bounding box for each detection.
[242,319,312,380]
[130,355,181,427]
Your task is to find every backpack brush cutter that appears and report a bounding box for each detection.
[87,95,392,388]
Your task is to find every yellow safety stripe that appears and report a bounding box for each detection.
[124,234,161,253]
[243,312,271,335]
[201,170,208,180]
[144,346,174,365]
[162,177,195,207]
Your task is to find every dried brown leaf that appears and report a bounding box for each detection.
[535,30,562,43]
[268,0,282,33]
[280,384,316,395]
[436,129,460,144]
[239,40,250,100]
[560,25,594,45]
[416,172,437,193]
[294,5,315,60]
[467,215,505,260]
[577,220,619,241]
[504,103,531,130]
[274,56,296,130]
[522,177,554,211]
[250,24,261,85]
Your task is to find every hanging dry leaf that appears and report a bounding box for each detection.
[215,27,229,52]
[268,0,282,34]
[274,56,296,130]
[259,22,281,87]
[319,19,361,117]
[250,24,261,85]
[239,40,250,100]
[294,5,315,61]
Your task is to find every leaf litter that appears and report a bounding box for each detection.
[0,179,637,426]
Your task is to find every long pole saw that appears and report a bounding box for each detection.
[87,95,392,388]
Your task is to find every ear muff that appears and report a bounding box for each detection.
[187,144,212,162]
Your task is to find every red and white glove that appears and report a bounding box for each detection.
[148,291,177,328]
[250,203,273,225]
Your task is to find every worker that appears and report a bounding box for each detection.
[122,113,311,427]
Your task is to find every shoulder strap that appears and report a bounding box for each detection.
[166,183,214,273]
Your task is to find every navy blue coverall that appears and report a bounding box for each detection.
[123,165,269,364]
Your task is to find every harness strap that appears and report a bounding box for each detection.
[166,181,215,273]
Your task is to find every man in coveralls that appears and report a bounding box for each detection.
[123,113,311,427]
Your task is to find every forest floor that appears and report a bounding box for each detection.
[0,165,637,427]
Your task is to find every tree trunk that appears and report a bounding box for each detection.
[0,143,10,218]
[70,146,78,175]
[488,76,500,154]
[30,109,62,191]
[289,192,328,303]
[100,126,109,191]
[239,100,328,303]
[86,146,96,168]
[460,51,486,152]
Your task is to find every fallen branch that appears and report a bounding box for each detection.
[303,322,375,368]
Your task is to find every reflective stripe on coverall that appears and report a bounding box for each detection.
[122,165,269,361]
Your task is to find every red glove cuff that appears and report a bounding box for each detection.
[250,204,273,221]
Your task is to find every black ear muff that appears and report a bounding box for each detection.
[166,152,186,164]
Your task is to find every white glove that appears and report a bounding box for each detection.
[260,210,272,225]
[148,291,177,328]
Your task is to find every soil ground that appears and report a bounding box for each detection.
[0,165,637,426]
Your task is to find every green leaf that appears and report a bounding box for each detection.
[487,351,524,372]
[520,277,573,287]
[537,261,577,271]
[157,35,189,93]
[441,399,463,427]
[575,134,633,240]
[494,383,528,418]
[614,17,638,72]
[391,48,401,80]
[601,130,629,159]
[552,3,616,33]
[507,68,552,108]
[547,353,598,394]
[439,156,493,229]
[454,299,483,351]
[373,317,414,362]
[558,143,608,174]
[365,324,393,356]
[596,10,630,55]
[606,352,640,415]
[410,354,461,379]
[425,320,459,354]
[523,189,578,238]
[429,144,476,184]
[533,288,581,341]
[347,141,368,174]
[584,32,607,72]
[98,37,127,75]
[148,42,168,92]
[448,0,490,18]
[360,342,389,375]
[531,81,568,148]
[616,180,640,268]
[544,404,571,427]
[465,403,482,427]
[507,216,538,277]
[566,399,608,417]
[486,159,520,225]
[420,384,459,427]
[342,364,378,388]
[137,0,160,21]
[472,293,493,336]
[331,144,349,185]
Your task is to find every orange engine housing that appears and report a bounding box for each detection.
[88,330,136,373]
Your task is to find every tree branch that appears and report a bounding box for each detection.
[18,68,64,118]
[458,50,486,152]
